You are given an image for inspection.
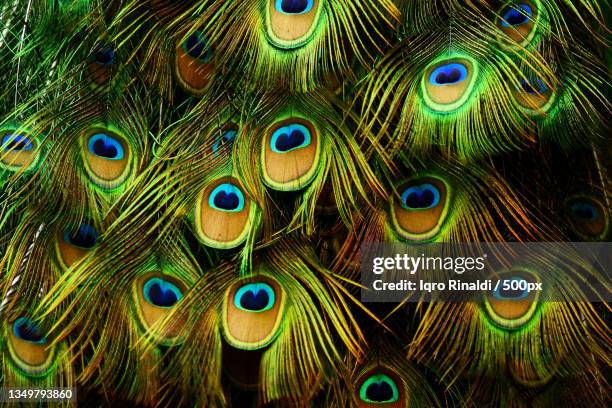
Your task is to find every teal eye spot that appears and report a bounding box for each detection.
[570,202,599,221]
[276,0,313,14]
[63,224,98,249]
[13,317,47,344]
[401,183,440,210]
[143,277,183,308]
[234,283,275,312]
[270,123,311,153]
[2,134,33,151]
[519,78,547,94]
[501,3,532,27]
[183,31,213,62]
[93,43,116,65]
[88,133,124,160]
[359,373,399,403]
[493,276,530,300]
[429,63,468,85]
[208,183,245,212]
[212,130,237,154]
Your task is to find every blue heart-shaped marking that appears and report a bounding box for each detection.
[571,202,598,221]
[234,283,275,312]
[3,134,33,151]
[212,130,237,154]
[520,78,547,94]
[64,224,98,249]
[88,133,125,160]
[365,381,394,402]
[429,63,468,86]
[93,138,117,158]
[214,190,239,210]
[276,0,313,14]
[401,183,440,210]
[208,183,245,212]
[240,289,270,311]
[501,4,532,27]
[275,129,305,152]
[13,317,46,344]
[359,373,399,403]
[270,123,311,153]
[94,43,116,65]
[144,278,183,308]
[183,31,212,62]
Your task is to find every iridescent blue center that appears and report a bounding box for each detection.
[429,63,468,85]
[276,0,314,14]
[13,317,47,344]
[64,224,98,249]
[2,134,33,151]
[88,133,124,160]
[501,4,533,27]
[212,130,236,154]
[519,78,547,94]
[401,183,440,210]
[270,123,311,153]
[493,276,530,300]
[209,183,245,212]
[570,202,599,221]
[183,31,213,62]
[94,44,116,65]
[234,283,275,312]
[359,374,399,403]
[143,277,183,308]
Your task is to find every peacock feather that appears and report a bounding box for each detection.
[0,0,610,407]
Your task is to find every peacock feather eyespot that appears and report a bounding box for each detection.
[63,223,98,249]
[564,196,608,240]
[0,128,40,171]
[88,133,125,160]
[234,283,276,313]
[262,117,321,191]
[429,63,468,86]
[222,275,285,350]
[93,44,116,66]
[2,134,33,151]
[359,373,399,403]
[270,123,311,153]
[421,57,478,113]
[182,31,213,62]
[484,269,540,330]
[56,223,99,269]
[492,276,531,300]
[400,183,440,210]
[143,277,183,308]
[208,183,245,212]
[133,273,188,345]
[13,318,47,344]
[275,0,314,14]
[194,177,257,249]
[175,29,216,96]
[496,1,539,46]
[212,128,237,155]
[570,202,599,221]
[519,78,547,94]
[355,366,406,407]
[81,127,132,190]
[265,0,322,49]
[390,177,449,241]
[512,75,555,113]
[7,317,55,376]
[87,43,116,87]
[501,3,533,27]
